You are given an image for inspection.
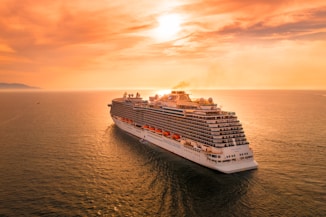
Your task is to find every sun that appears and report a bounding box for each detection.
[157,89,171,96]
[153,14,182,41]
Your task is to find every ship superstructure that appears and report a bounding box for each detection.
[108,91,258,173]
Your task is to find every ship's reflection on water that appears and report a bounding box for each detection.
[102,125,255,216]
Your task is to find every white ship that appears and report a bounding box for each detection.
[108,90,258,174]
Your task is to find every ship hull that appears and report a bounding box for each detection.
[112,116,258,174]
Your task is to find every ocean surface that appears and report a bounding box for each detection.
[0,90,325,217]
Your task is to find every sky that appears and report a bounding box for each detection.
[0,0,326,90]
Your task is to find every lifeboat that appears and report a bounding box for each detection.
[156,129,162,134]
[163,131,170,137]
[172,134,180,140]
[149,126,155,131]
[143,125,149,129]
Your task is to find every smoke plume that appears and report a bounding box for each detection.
[172,81,190,89]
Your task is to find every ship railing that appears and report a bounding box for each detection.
[142,112,245,144]
[163,123,217,139]
[145,106,185,117]
[144,117,246,145]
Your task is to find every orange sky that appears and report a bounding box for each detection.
[1,0,326,90]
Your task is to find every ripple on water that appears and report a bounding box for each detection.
[0,91,325,216]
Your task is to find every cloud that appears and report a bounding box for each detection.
[1,0,325,66]
[175,1,326,45]
[0,0,325,89]
[0,0,157,79]
[217,6,326,41]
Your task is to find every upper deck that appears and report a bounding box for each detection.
[110,91,246,147]
[114,90,221,112]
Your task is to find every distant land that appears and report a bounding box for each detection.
[0,83,40,89]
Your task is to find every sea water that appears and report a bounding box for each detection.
[0,90,325,217]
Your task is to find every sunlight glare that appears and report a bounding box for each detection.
[157,89,171,96]
[154,14,182,41]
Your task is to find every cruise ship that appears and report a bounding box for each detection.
[108,90,258,174]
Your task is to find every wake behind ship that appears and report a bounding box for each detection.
[108,91,258,174]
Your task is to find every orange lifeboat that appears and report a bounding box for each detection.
[143,125,149,129]
[149,126,155,131]
[172,134,180,140]
[163,131,170,137]
[156,129,162,134]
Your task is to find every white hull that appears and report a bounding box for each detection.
[113,116,258,174]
